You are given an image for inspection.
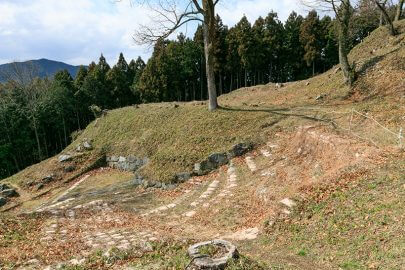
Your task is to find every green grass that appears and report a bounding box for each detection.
[262,159,405,269]
[0,213,42,248]
[71,104,282,182]
[57,240,269,270]
[199,243,225,258]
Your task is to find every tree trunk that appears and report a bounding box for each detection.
[43,128,49,157]
[379,0,387,26]
[230,73,233,92]
[62,115,67,147]
[312,61,315,76]
[202,1,218,111]
[1,118,21,171]
[269,62,273,83]
[219,74,223,95]
[185,82,188,101]
[379,8,384,25]
[395,0,404,21]
[376,0,396,35]
[75,109,81,130]
[58,130,63,152]
[338,0,355,86]
[32,119,42,161]
[193,82,196,101]
[199,55,203,100]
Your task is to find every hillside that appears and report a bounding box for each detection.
[0,58,82,82]
[0,21,404,269]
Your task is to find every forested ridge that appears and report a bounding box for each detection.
[0,59,82,82]
[0,4,395,179]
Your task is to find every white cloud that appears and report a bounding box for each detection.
[0,0,150,65]
[0,0,306,66]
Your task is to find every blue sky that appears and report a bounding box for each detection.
[0,0,306,66]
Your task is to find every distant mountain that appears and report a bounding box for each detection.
[0,58,83,82]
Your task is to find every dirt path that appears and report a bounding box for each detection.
[11,125,386,269]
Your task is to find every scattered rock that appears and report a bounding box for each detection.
[58,154,72,163]
[208,153,229,167]
[174,104,179,108]
[82,140,93,150]
[64,165,76,173]
[175,172,192,183]
[142,180,155,188]
[305,82,310,86]
[132,176,143,186]
[139,241,153,252]
[69,258,85,266]
[334,66,341,73]
[228,143,253,158]
[76,139,93,152]
[0,196,7,207]
[165,184,177,190]
[316,94,327,101]
[188,239,238,269]
[107,155,148,171]
[42,174,55,184]
[0,183,11,191]
[0,184,18,198]
[25,180,36,187]
[194,143,253,176]
[224,227,259,241]
[109,156,119,162]
[275,83,284,88]
[280,198,296,208]
[26,258,40,265]
[184,210,196,217]
[194,160,216,176]
[36,183,45,191]
[153,182,162,188]
[0,189,19,198]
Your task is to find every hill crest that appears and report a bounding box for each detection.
[0,58,83,82]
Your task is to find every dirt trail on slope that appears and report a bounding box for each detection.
[2,125,390,269]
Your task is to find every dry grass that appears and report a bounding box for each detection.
[2,21,405,269]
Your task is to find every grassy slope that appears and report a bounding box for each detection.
[71,104,281,182]
[0,21,404,270]
[257,158,405,270]
[3,21,405,203]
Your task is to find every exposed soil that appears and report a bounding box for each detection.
[1,125,398,269]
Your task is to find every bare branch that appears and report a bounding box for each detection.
[124,0,220,110]
[131,0,204,45]
[191,0,203,12]
[375,0,397,35]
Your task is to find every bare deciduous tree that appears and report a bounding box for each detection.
[1,62,46,160]
[395,0,404,20]
[130,0,220,111]
[302,0,355,86]
[375,0,397,35]
[378,0,388,26]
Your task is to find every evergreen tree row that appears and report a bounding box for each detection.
[137,6,383,102]
[0,54,145,178]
